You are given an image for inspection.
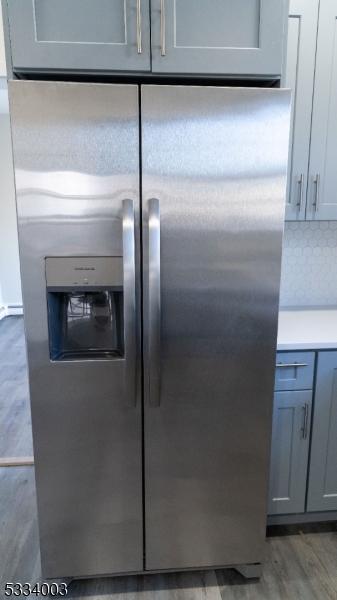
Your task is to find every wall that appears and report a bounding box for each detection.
[0,9,21,315]
[280,222,337,307]
[0,6,6,76]
[0,79,22,310]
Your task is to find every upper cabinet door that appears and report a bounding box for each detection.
[6,0,151,73]
[284,0,319,221]
[307,0,337,220]
[150,0,287,76]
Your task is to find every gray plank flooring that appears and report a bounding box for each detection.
[0,316,33,457]
[1,318,337,598]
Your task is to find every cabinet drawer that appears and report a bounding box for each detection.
[275,352,315,391]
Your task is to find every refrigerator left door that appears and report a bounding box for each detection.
[8,81,143,579]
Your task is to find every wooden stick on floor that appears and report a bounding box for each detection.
[0,457,34,467]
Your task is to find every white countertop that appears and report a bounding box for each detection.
[277,308,337,350]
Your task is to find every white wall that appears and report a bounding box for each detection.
[0,7,6,76]
[0,8,20,315]
[0,81,22,309]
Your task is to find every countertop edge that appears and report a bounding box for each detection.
[277,343,337,351]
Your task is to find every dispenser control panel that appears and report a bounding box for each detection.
[45,256,123,289]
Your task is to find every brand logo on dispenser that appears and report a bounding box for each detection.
[74,267,96,271]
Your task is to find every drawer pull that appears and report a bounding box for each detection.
[276,363,308,368]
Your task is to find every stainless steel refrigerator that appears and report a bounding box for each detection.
[9,81,290,580]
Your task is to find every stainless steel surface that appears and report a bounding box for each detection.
[296,174,304,212]
[142,85,290,571]
[9,80,143,579]
[123,198,137,407]
[148,198,161,408]
[10,79,291,579]
[160,0,166,56]
[45,256,123,288]
[313,174,320,212]
[302,403,309,440]
[276,363,308,368]
[136,0,142,54]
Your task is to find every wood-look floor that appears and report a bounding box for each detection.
[0,316,33,458]
[1,317,337,598]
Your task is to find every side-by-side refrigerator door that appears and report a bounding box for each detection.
[141,85,291,571]
[9,81,143,579]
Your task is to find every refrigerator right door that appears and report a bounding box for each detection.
[142,85,290,571]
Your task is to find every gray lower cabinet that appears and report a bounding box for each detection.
[307,352,337,511]
[268,390,312,515]
[151,0,286,76]
[6,0,151,73]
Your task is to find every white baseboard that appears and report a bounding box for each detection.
[0,304,23,320]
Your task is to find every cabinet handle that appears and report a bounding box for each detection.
[276,363,308,369]
[296,174,304,212]
[301,403,309,440]
[136,0,142,54]
[313,174,320,213]
[160,0,166,56]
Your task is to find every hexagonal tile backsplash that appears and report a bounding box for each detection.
[280,222,337,307]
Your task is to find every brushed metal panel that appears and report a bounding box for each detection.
[9,80,142,579]
[45,256,123,288]
[142,85,290,571]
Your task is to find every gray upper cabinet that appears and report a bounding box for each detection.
[307,0,337,220]
[268,390,312,515]
[284,0,318,221]
[307,352,337,511]
[150,0,287,76]
[5,0,288,77]
[6,0,151,73]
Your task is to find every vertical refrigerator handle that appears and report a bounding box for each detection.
[148,198,161,407]
[123,199,137,407]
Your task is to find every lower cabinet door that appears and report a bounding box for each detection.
[307,352,337,511]
[268,390,312,515]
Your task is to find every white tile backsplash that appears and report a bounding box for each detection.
[280,222,337,307]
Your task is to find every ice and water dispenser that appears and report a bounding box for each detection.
[46,257,124,361]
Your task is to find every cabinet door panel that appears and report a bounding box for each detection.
[150,0,287,76]
[284,0,319,220]
[307,352,337,511]
[268,391,312,515]
[307,0,337,219]
[7,0,151,73]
